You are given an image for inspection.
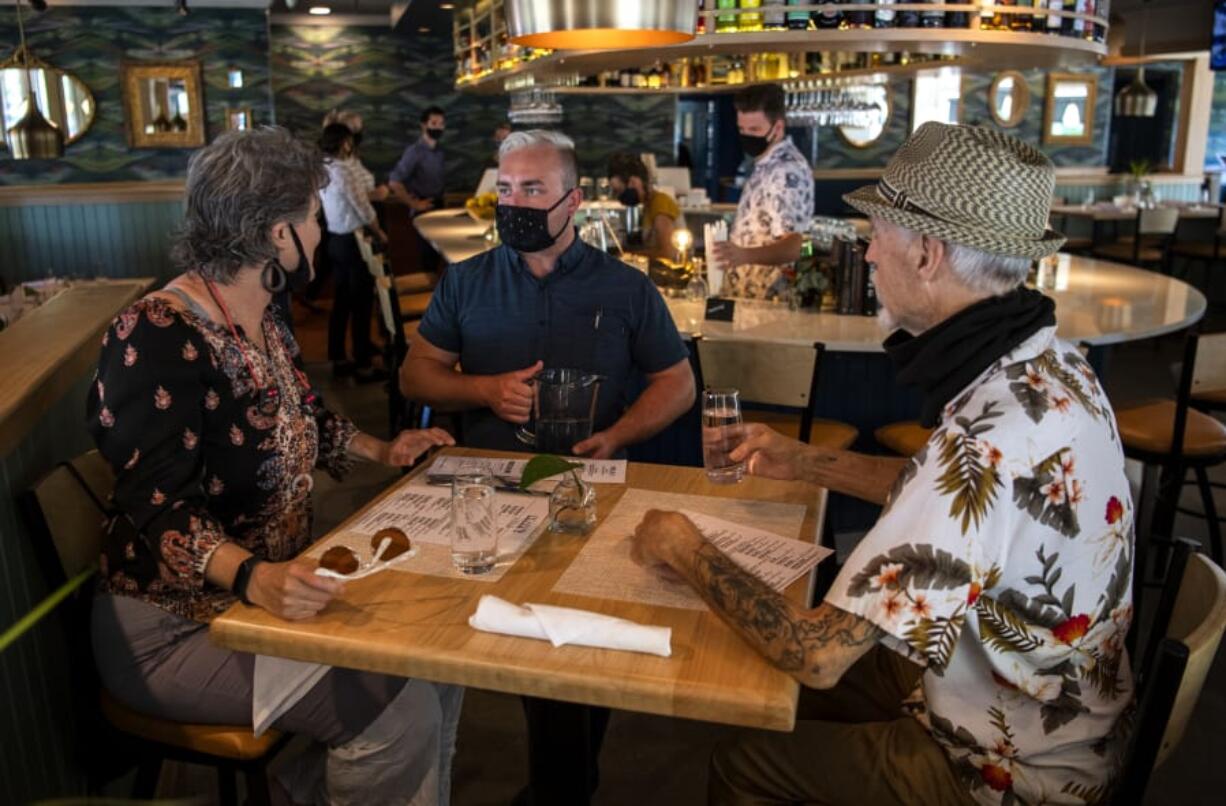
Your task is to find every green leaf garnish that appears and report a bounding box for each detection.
[520,454,583,490]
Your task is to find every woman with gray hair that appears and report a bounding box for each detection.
[86,127,459,804]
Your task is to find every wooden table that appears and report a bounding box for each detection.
[1051,202,1222,222]
[211,448,827,732]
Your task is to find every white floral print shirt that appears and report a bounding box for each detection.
[725,137,814,301]
[826,326,1134,805]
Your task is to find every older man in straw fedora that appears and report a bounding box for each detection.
[630,123,1135,805]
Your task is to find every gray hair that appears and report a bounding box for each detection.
[943,241,1033,296]
[498,129,579,190]
[171,127,326,282]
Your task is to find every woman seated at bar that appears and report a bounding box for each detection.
[607,152,679,257]
[86,127,459,804]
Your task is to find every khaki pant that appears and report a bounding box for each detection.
[709,646,977,806]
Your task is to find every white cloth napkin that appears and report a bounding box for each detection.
[468,595,672,657]
[252,654,330,737]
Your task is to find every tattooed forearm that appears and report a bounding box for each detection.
[688,543,882,688]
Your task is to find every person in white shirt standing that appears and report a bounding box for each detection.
[712,84,815,301]
[319,123,389,383]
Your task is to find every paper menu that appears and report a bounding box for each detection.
[552,488,828,611]
[679,510,830,593]
[423,454,627,485]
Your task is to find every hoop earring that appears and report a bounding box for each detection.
[262,260,288,294]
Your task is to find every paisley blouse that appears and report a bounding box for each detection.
[86,294,358,623]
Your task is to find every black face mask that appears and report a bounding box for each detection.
[426,127,444,141]
[618,187,641,206]
[495,190,574,254]
[351,130,363,148]
[740,132,772,159]
[263,225,314,294]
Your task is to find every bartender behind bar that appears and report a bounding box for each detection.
[714,84,815,301]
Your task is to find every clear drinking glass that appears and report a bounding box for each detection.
[451,471,498,574]
[702,388,745,484]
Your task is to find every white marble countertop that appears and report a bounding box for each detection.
[414,210,1207,353]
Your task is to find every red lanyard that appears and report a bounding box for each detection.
[197,272,313,404]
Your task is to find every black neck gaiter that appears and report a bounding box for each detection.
[884,287,1056,427]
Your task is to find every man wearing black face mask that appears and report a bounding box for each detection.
[388,106,447,215]
[403,132,695,804]
[403,129,695,460]
[607,152,679,257]
[712,84,815,300]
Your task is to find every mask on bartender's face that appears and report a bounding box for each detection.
[426,127,444,142]
[351,130,363,148]
[739,132,771,159]
[495,190,574,253]
[618,187,640,206]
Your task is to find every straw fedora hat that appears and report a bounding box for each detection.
[843,122,1065,259]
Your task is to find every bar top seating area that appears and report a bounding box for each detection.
[2,2,1226,805]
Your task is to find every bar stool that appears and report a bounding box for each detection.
[1092,207,1180,271]
[690,337,858,450]
[1113,330,1226,630]
[23,452,288,804]
[874,421,933,457]
[1170,206,1226,291]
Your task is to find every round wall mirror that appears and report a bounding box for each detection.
[989,71,1029,128]
[0,62,96,147]
[836,85,891,149]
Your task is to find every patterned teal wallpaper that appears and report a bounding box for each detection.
[269,25,678,193]
[815,66,1115,170]
[1209,71,1226,171]
[0,7,273,185]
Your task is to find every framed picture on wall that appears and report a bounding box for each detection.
[121,61,206,149]
[225,107,253,132]
[1043,73,1097,147]
[911,67,963,132]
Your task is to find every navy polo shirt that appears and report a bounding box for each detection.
[389,138,445,201]
[417,234,689,451]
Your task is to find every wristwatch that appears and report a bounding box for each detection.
[232,555,263,606]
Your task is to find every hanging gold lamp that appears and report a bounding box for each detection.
[505,0,696,50]
[4,1,64,159]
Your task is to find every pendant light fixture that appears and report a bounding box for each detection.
[4,0,64,159]
[1113,0,1157,118]
[506,0,696,50]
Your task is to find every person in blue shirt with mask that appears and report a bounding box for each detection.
[401,129,695,461]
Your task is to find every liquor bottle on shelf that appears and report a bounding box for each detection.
[946,3,970,27]
[921,0,946,27]
[716,0,738,31]
[842,0,873,28]
[740,0,764,31]
[1081,0,1097,41]
[787,0,812,29]
[875,0,897,27]
[811,0,839,29]
[697,0,706,34]
[1010,0,1034,30]
[763,0,787,29]
[898,5,921,27]
[1062,0,1088,37]
[1092,0,1108,42]
[1044,0,1064,34]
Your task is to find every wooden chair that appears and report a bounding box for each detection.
[1092,207,1180,270]
[1113,542,1226,804]
[24,452,288,805]
[691,337,858,450]
[1114,330,1226,639]
[1190,330,1226,414]
[874,421,934,457]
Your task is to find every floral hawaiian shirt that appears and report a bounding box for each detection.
[826,325,1134,805]
[725,136,814,301]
